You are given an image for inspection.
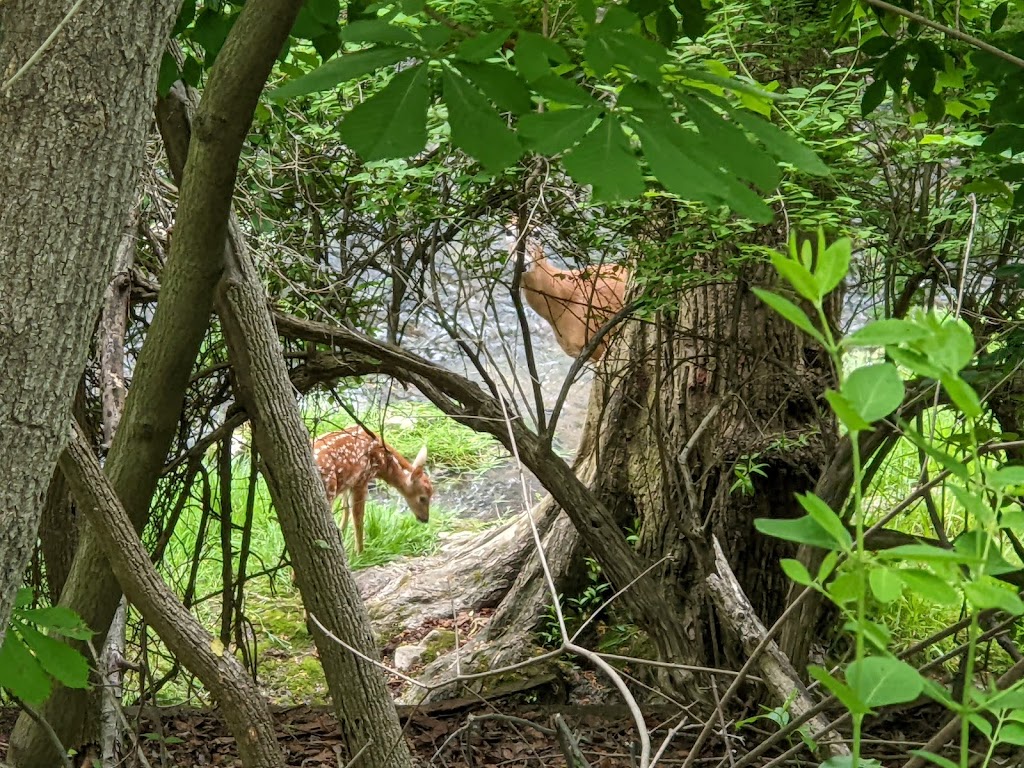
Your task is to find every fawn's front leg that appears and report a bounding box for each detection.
[350,484,368,555]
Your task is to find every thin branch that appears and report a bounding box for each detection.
[863,0,1024,68]
[1,0,90,92]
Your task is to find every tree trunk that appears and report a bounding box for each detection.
[155,77,414,766]
[587,241,836,686]
[0,0,179,649]
[60,421,284,768]
[8,0,303,761]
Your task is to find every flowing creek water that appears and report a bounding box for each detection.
[335,238,594,523]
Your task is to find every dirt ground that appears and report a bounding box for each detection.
[0,698,958,767]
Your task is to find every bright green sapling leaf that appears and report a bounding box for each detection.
[755,514,843,550]
[681,96,781,191]
[780,558,813,585]
[18,624,90,689]
[842,363,904,423]
[809,666,867,714]
[844,318,929,347]
[869,565,903,603]
[340,19,418,45]
[825,390,873,432]
[770,251,819,302]
[0,631,52,706]
[940,373,982,419]
[815,236,852,295]
[964,579,1024,615]
[339,64,430,161]
[797,492,852,550]
[846,656,925,708]
[751,289,826,345]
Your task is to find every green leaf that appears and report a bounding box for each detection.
[729,109,829,176]
[674,0,708,39]
[815,236,851,295]
[682,95,781,191]
[869,566,903,603]
[456,61,533,114]
[843,363,904,423]
[306,0,340,25]
[518,108,600,154]
[940,373,982,419]
[829,571,863,606]
[847,656,925,707]
[531,75,601,106]
[992,2,1009,33]
[860,35,895,57]
[909,750,960,768]
[515,31,568,82]
[752,289,825,344]
[442,69,523,172]
[797,492,852,550]
[899,568,960,606]
[563,115,645,201]
[270,47,412,100]
[0,632,51,706]
[655,7,678,46]
[877,543,972,565]
[964,579,1024,614]
[340,19,418,46]
[17,606,93,641]
[844,319,929,347]
[339,64,430,161]
[631,116,773,221]
[157,52,180,98]
[18,624,90,689]
[191,9,235,64]
[417,24,452,50]
[754,514,841,550]
[991,466,1024,489]
[770,251,819,302]
[825,390,873,432]
[454,28,512,62]
[1000,722,1024,745]
[781,558,813,585]
[586,29,667,83]
[809,666,867,714]
[860,79,887,118]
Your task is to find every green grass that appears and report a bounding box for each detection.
[138,396,505,704]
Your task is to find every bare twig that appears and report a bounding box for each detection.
[863,0,1024,68]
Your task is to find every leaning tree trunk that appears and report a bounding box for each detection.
[591,234,837,681]
[453,223,840,703]
[0,0,179,649]
[7,0,303,762]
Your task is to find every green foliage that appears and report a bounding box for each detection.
[0,590,92,707]
[259,0,827,213]
[756,230,1024,767]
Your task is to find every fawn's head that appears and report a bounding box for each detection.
[402,445,432,522]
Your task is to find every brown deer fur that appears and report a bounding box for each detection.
[514,236,629,362]
[312,426,431,555]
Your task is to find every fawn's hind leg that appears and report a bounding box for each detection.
[350,484,368,555]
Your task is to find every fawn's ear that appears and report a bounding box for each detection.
[412,445,428,470]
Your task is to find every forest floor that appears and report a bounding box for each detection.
[0,699,948,767]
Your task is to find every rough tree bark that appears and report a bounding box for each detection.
[8,0,304,762]
[0,0,179,649]
[60,421,284,768]
[157,73,414,767]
